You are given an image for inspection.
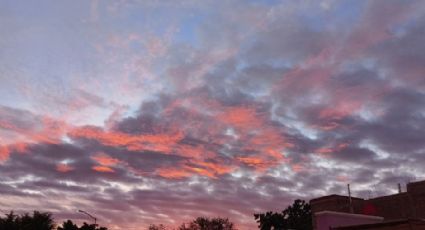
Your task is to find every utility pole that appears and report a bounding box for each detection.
[78,210,97,226]
[347,184,354,213]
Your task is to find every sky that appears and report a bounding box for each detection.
[0,0,425,229]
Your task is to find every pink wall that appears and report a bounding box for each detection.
[315,211,384,230]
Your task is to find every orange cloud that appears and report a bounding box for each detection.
[193,161,235,175]
[90,152,123,173]
[217,107,262,129]
[237,156,277,171]
[69,127,184,153]
[316,142,349,157]
[157,160,235,179]
[0,143,28,163]
[187,166,216,178]
[314,100,363,131]
[161,98,292,172]
[216,105,291,166]
[29,117,68,144]
[0,114,68,148]
[316,147,333,157]
[157,167,192,179]
[64,98,294,177]
[11,142,28,153]
[56,163,74,173]
[237,156,263,165]
[0,121,19,131]
[92,152,121,166]
[174,144,217,159]
[92,165,115,173]
[0,146,10,163]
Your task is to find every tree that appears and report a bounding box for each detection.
[0,211,20,230]
[178,217,235,230]
[254,211,285,230]
[148,224,167,230]
[0,211,55,230]
[79,223,95,230]
[57,220,79,230]
[0,212,108,230]
[20,211,55,230]
[78,222,108,230]
[254,199,312,230]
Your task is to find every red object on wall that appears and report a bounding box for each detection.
[362,202,377,215]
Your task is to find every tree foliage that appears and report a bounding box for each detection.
[177,217,236,230]
[57,220,79,230]
[254,199,312,230]
[148,224,167,230]
[57,220,107,230]
[0,211,54,230]
[0,212,108,230]
[78,222,107,230]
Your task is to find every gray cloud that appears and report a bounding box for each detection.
[1,1,425,229]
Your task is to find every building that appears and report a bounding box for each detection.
[310,180,425,230]
[331,219,425,230]
[315,211,384,230]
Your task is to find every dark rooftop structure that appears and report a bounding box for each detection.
[310,179,425,230]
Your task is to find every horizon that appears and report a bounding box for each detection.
[1,0,425,229]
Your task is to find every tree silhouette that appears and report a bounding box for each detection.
[254,199,312,230]
[148,224,167,230]
[57,220,79,230]
[0,212,108,230]
[21,211,55,230]
[0,211,55,230]
[0,211,20,230]
[178,217,235,230]
[79,222,108,230]
[254,211,285,230]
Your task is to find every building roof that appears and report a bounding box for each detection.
[310,194,364,203]
[315,211,384,220]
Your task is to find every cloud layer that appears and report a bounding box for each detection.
[1,0,425,229]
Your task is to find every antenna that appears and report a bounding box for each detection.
[347,184,354,213]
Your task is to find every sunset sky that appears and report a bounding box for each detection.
[1,0,425,229]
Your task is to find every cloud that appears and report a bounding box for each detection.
[0,1,425,229]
